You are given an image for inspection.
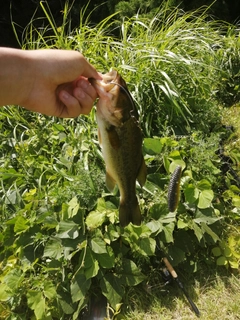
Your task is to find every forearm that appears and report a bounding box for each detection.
[0,48,33,107]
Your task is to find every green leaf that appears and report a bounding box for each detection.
[71,273,91,303]
[184,184,199,204]
[212,247,222,257]
[146,220,163,234]
[197,189,214,209]
[138,237,156,256]
[100,273,124,307]
[197,179,212,190]
[0,283,11,301]
[143,138,163,155]
[90,237,107,254]
[68,196,80,218]
[4,269,23,291]
[216,256,228,266]
[84,248,100,279]
[163,222,175,243]
[57,221,79,239]
[201,222,220,242]
[43,237,63,259]
[192,221,203,242]
[194,210,221,225]
[27,290,45,319]
[86,210,106,229]
[43,282,57,300]
[14,216,30,234]
[167,246,186,266]
[121,259,146,286]
[93,246,115,269]
[177,219,188,229]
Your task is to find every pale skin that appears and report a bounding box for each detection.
[0,47,102,117]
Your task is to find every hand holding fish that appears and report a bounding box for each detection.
[0,48,101,117]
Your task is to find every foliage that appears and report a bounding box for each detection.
[0,3,240,319]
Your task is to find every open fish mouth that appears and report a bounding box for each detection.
[89,69,122,95]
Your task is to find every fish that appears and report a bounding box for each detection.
[90,69,147,227]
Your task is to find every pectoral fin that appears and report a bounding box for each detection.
[106,170,116,192]
[137,157,147,187]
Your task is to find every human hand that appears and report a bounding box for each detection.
[0,48,101,117]
[22,50,101,117]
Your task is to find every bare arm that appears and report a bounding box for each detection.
[0,48,101,117]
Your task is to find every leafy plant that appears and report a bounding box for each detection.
[0,2,240,319]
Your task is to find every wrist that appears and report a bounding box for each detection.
[0,48,34,107]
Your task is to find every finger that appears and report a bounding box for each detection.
[58,90,82,118]
[75,78,98,101]
[79,56,102,80]
[73,88,96,115]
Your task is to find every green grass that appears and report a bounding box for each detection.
[1,2,240,319]
[123,268,240,320]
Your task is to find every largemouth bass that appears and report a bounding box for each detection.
[90,70,146,227]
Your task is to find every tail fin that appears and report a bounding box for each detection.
[119,197,142,227]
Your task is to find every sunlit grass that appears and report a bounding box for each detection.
[15,2,240,136]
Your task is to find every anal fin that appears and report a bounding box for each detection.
[137,157,147,187]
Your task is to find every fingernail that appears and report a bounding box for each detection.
[77,88,85,99]
[62,91,69,99]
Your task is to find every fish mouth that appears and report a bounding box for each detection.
[89,69,119,94]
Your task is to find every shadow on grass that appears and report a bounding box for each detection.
[120,262,240,319]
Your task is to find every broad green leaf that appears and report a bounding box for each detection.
[177,219,188,229]
[4,269,23,291]
[0,283,11,301]
[167,246,186,266]
[212,247,222,257]
[143,138,163,155]
[197,179,212,191]
[184,184,199,204]
[138,237,156,256]
[57,221,79,239]
[90,237,107,254]
[84,248,99,279]
[192,221,203,242]
[14,216,30,234]
[93,246,115,269]
[68,196,80,218]
[71,273,91,303]
[197,189,214,209]
[216,256,228,266]
[224,247,232,258]
[169,160,185,173]
[86,210,106,229]
[121,259,146,286]
[85,260,99,280]
[149,203,168,220]
[194,210,222,225]
[146,220,163,234]
[57,288,75,315]
[43,237,63,259]
[43,282,57,300]
[201,222,220,242]
[27,290,45,319]
[100,273,124,307]
[147,173,168,190]
[163,222,175,243]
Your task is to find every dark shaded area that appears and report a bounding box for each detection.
[0,0,239,48]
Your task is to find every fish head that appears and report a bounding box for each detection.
[90,69,137,127]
